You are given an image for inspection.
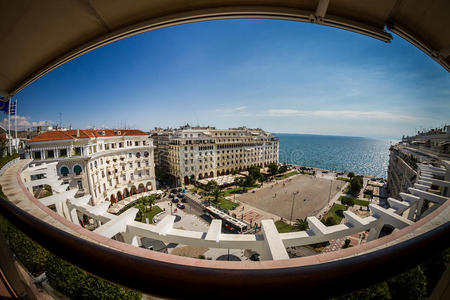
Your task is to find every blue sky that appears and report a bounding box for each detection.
[11,19,450,139]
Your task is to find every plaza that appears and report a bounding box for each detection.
[234,173,345,222]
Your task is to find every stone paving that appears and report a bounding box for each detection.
[234,173,345,222]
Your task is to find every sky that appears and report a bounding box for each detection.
[8,19,450,139]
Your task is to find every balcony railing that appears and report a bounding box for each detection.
[0,195,449,299]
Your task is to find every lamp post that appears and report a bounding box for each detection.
[328,179,333,204]
[289,191,299,225]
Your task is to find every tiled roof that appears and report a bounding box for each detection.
[28,129,148,142]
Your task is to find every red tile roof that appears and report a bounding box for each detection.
[28,129,148,142]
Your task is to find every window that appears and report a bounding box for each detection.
[145,160,149,166]
[137,162,141,168]
[128,153,132,158]
[130,173,134,180]
[60,166,69,176]
[135,141,139,146]
[77,181,83,189]
[119,142,124,148]
[59,149,67,157]
[138,172,142,177]
[47,150,55,158]
[94,161,97,167]
[129,162,133,168]
[144,151,149,157]
[73,165,82,175]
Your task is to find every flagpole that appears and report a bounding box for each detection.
[15,99,18,152]
[8,97,11,155]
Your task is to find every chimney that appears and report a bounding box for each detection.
[77,129,80,138]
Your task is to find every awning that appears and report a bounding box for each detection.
[1,0,449,97]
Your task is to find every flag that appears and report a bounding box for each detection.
[0,97,8,113]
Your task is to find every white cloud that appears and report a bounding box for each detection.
[0,115,53,130]
[216,106,247,113]
[265,109,422,122]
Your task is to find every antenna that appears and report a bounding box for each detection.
[59,112,62,129]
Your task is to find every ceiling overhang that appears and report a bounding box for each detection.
[0,0,449,97]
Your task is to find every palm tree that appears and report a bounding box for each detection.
[148,195,156,211]
[294,218,309,231]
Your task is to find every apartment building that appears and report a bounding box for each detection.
[151,125,279,186]
[388,126,450,199]
[26,129,156,205]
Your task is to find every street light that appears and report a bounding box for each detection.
[289,191,299,224]
[328,179,333,204]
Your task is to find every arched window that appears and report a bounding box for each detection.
[60,166,69,176]
[144,151,149,157]
[73,165,82,175]
[136,152,141,158]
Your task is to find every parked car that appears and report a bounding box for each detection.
[181,198,187,203]
[177,193,184,198]
[177,203,185,209]
[168,193,174,198]
[171,197,179,203]
[171,188,178,194]
[322,170,329,174]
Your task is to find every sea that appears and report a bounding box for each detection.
[274,133,396,178]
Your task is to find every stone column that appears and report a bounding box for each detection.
[367,222,384,242]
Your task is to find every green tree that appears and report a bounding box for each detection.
[205,180,221,202]
[234,176,246,193]
[248,166,262,181]
[146,195,156,210]
[244,174,256,187]
[268,162,279,176]
[294,218,309,231]
[348,176,363,197]
[278,165,288,174]
[348,172,355,178]
[340,196,355,206]
[324,216,337,226]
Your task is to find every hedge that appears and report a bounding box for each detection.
[46,253,141,300]
[0,153,19,169]
[0,185,141,299]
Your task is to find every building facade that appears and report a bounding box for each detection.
[151,125,279,186]
[26,129,156,205]
[388,126,450,199]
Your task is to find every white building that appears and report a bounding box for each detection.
[25,129,156,205]
[151,125,279,185]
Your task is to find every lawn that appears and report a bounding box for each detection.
[275,220,299,233]
[135,205,163,224]
[218,197,239,211]
[354,199,370,207]
[222,185,258,197]
[275,171,298,180]
[322,203,348,224]
[336,177,350,182]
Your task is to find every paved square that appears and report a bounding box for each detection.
[235,174,344,220]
